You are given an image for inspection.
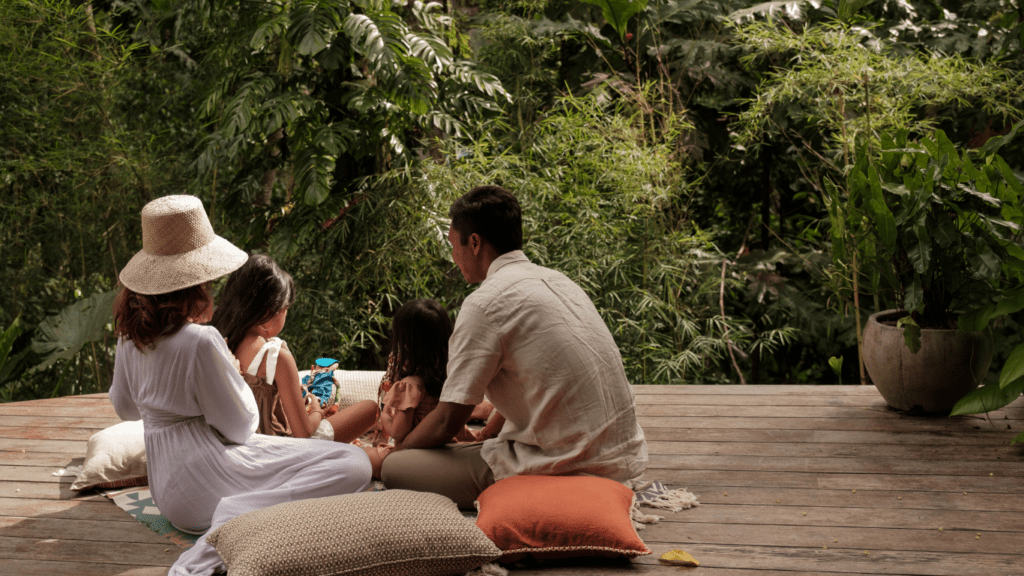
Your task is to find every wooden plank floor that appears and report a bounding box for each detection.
[1,385,1022,575]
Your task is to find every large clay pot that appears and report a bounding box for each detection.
[862,310,992,412]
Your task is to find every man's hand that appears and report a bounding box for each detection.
[394,401,475,450]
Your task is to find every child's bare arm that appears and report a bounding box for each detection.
[380,375,425,443]
[475,411,505,441]
[275,348,322,438]
[387,409,415,443]
[396,401,475,450]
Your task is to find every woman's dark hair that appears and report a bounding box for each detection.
[449,185,522,254]
[114,284,213,350]
[211,254,295,353]
[389,299,453,397]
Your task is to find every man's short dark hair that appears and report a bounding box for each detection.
[449,185,522,254]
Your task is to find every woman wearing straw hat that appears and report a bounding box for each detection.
[109,195,372,575]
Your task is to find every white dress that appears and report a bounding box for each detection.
[109,323,371,576]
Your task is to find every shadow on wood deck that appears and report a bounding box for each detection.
[1,385,1022,575]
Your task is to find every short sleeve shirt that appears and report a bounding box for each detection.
[440,251,648,481]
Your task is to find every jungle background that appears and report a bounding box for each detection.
[2,0,1023,401]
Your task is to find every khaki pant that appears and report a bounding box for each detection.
[379,442,495,509]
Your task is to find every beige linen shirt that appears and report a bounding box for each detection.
[440,250,648,481]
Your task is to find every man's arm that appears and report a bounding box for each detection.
[395,401,476,450]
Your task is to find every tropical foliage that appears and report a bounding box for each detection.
[2,0,1023,403]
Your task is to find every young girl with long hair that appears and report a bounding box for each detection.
[211,254,377,442]
[359,298,499,478]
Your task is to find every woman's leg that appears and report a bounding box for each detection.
[170,441,371,575]
[328,399,378,443]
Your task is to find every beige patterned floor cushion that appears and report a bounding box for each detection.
[207,490,501,576]
[296,369,384,409]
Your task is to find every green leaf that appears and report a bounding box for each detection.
[960,184,1001,207]
[968,243,1001,279]
[994,155,1023,201]
[580,0,648,40]
[936,130,960,178]
[0,315,22,371]
[999,342,1024,389]
[315,42,349,70]
[1001,203,1024,226]
[897,316,921,354]
[288,0,346,56]
[881,182,911,197]
[978,119,1023,157]
[959,305,995,332]
[30,290,117,373]
[903,278,923,316]
[929,209,959,248]
[992,287,1024,319]
[907,223,931,274]
[828,355,843,375]
[959,153,982,180]
[950,378,1024,416]
[868,199,896,250]
[295,146,335,206]
[837,0,879,21]
[251,12,289,51]
[1013,430,1024,444]
[920,134,938,158]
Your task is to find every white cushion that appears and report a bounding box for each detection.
[71,420,148,491]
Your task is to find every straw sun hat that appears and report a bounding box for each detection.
[119,195,248,295]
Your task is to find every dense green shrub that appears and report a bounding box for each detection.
[0,0,193,400]
[274,94,763,384]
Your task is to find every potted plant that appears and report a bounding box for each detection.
[827,124,1024,419]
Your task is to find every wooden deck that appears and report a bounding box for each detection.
[1,385,1022,575]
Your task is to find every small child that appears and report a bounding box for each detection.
[359,299,487,478]
[212,255,376,442]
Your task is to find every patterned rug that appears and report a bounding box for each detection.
[104,487,201,548]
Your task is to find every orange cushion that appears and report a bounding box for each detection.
[474,475,652,562]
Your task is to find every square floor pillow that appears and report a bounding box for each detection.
[207,490,501,576]
[333,370,384,409]
[474,475,652,562]
[297,369,384,410]
[71,419,148,491]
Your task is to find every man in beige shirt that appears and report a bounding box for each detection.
[381,185,648,508]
